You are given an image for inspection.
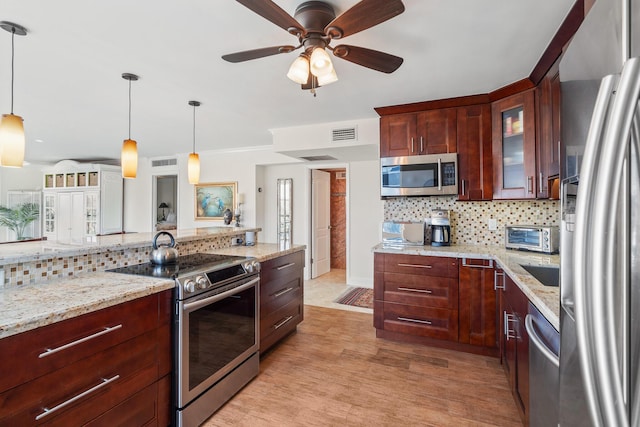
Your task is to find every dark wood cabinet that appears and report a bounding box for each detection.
[497,268,530,425]
[379,109,457,157]
[0,290,172,426]
[457,104,493,200]
[492,90,537,199]
[260,250,305,354]
[535,62,561,198]
[458,258,498,350]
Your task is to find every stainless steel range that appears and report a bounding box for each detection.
[109,253,261,426]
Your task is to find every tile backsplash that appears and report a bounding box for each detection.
[384,196,560,246]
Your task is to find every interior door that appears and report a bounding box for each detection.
[58,192,84,242]
[311,169,330,278]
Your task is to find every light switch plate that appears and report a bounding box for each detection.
[488,218,498,231]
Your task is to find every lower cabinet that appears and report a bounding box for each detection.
[0,290,172,426]
[458,258,498,350]
[260,250,305,354]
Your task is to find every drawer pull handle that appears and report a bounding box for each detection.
[35,375,120,420]
[397,263,432,269]
[273,287,294,298]
[39,324,123,358]
[274,315,294,330]
[398,316,432,325]
[397,287,433,294]
[276,262,296,271]
[461,258,494,269]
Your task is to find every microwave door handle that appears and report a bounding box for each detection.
[437,158,442,191]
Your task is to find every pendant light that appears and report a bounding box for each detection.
[121,73,139,179]
[0,21,28,168]
[187,100,201,185]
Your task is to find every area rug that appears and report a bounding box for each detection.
[334,287,374,309]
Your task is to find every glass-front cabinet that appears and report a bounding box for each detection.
[84,191,99,236]
[43,193,56,239]
[492,90,537,199]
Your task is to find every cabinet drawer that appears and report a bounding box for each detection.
[84,381,160,427]
[383,254,458,278]
[260,299,302,353]
[261,275,303,315]
[380,301,458,341]
[0,330,158,426]
[260,251,305,285]
[382,272,458,309]
[0,294,160,394]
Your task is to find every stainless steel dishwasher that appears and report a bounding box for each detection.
[525,302,560,427]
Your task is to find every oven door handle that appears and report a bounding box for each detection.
[182,277,259,312]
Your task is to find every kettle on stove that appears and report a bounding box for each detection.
[430,209,451,246]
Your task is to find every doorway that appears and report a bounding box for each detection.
[154,175,177,230]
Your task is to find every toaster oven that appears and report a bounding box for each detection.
[505,225,559,254]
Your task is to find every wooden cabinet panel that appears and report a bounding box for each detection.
[381,301,458,341]
[380,114,416,157]
[260,298,303,352]
[84,381,160,427]
[382,272,457,309]
[492,90,537,199]
[458,259,497,349]
[457,104,493,200]
[417,108,457,154]
[382,254,458,278]
[536,64,561,198]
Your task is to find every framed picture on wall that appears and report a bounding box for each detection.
[195,182,237,220]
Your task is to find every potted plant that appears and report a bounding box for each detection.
[0,202,40,241]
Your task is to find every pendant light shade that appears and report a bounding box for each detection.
[287,55,310,84]
[317,68,338,86]
[0,114,25,167]
[309,47,333,78]
[121,73,139,179]
[0,22,28,168]
[187,100,201,185]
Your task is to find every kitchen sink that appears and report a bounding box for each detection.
[520,264,559,287]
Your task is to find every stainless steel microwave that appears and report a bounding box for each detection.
[381,153,458,197]
[505,225,559,254]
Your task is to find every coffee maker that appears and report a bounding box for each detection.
[430,209,451,246]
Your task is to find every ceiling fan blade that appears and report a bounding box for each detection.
[325,0,404,39]
[332,45,403,73]
[235,0,304,34]
[222,45,297,63]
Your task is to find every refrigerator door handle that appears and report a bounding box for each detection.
[583,57,640,427]
[525,314,559,368]
[574,73,620,427]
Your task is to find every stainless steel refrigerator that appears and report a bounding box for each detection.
[559,0,640,425]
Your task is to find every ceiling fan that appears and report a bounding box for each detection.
[222,0,405,92]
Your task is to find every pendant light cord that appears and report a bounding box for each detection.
[10,26,15,114]
[127,78,132,139]
[192,104,196,154]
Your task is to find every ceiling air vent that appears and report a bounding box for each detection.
[152,158,177,167]
[299,155,337,162]
[332,126,357,142]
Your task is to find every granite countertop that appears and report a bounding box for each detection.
[373,244,560,330]
[0,243,305,340]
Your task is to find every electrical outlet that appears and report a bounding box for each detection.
[230,237,243,246]
[488,218,498,231]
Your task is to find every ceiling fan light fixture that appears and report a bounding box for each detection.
[0,21,28,168]
[309,47,333,77]
[317,68,338,86]
[187,100,201,185]
[287,55,310,84]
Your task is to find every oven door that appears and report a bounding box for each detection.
[177,275,259,408]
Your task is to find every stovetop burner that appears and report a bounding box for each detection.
[107,253,251,279]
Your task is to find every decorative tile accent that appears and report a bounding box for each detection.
[384,196,560,246]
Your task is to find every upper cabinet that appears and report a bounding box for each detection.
[492,90,537,199]
[457,104,493,201]
[535,63,561,199]
[380,108,457,157]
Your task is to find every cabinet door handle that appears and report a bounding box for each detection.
[539,172,544,192]
[276,262,296,271]
[273,287,294,298]
[462,258,494,269]
[504,312,517,340]
[398,287,433,294]
[461,179,466,196]
[437,158,443,191]
[397,263,432,269]
[420,136,424,153]
[35,375,120,420]
[274,315,294,330]
[38,324,123,358]
[411,137,415,153]
[527,176,534,193]
[398,316,432,325]
[494,270,505,290]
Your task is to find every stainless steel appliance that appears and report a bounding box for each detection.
[381,220,425,246]
[108,253,261,426]
[380,153,458,197]
[504,225,559,254]
[430,209,451,246]
[559,0,640,424]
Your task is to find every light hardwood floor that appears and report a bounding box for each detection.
[203,305,522,426]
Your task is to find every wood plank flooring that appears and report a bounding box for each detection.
[203,305,522,427]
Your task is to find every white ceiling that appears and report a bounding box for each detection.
[1,0,574,165]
